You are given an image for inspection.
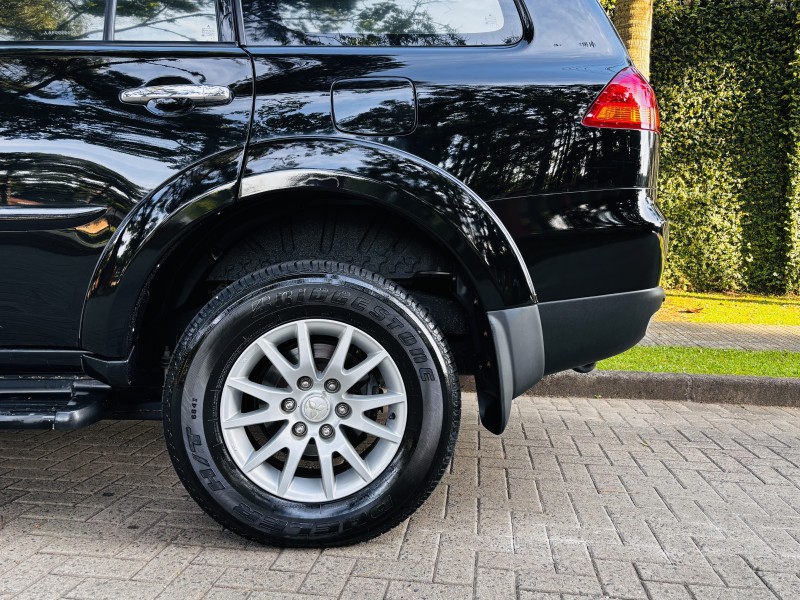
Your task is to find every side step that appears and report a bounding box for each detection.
[0,377,111,430]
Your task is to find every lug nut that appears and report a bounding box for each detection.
[335,403,351,418]
[292,422,308,437]
[325,379,341,393]
[319,424,335,439]
[297,376,313,391]
[281,398,297,412]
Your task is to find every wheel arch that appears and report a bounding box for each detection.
[80,137,541,433]
[239,137,536,309]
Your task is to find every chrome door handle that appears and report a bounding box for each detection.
[119,84,233,107]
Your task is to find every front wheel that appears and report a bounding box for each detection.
[163,261,460,546]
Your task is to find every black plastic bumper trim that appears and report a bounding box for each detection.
[538,286,665,376]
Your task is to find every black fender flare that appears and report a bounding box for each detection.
[238,137,536,309]
[81,148,242,358]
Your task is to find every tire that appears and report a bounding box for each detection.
[163,260,460,547]
[207,209,455,285]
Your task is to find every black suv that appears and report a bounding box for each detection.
[0,0,666,545]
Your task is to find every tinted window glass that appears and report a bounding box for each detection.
[0,0,105,41]
[242,0,522,46]
[115,0,218,41]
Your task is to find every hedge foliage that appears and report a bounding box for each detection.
[788,11,800,291]
[601,0,800,294]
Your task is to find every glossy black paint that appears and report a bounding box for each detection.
[493,183,666,302]
[0,205,107,232]
[0,349,86,374]
[82,151,242,356]
[0,45,252,347]
[245,48,641,198]
[0,0,666,398]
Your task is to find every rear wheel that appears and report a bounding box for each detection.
[163,261,460,546]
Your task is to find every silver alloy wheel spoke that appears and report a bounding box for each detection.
[242,425,291,473]
[226,376,290,403]
[221,405,283,430]
[345,392,406,413]
[256,338,299,385]
[295,320,316,375]
[347,414,402,443]
[221,319,408,503]
[339,350,388,391]
[318,446,336,500]
[277,440,307,496]
[337,437,372,482]
[321,325,354,380]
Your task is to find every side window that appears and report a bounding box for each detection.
[0,0,106,42]
[242,0,523,47]
[0,0,219,43]
[114,0,219,42]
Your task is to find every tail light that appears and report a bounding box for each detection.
[582,67,661,133]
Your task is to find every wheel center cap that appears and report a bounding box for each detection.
[301,395,331,423]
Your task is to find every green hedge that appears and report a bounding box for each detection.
[788,11,800,292]
[601,0,800,294]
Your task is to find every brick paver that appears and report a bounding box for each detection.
[643,322,800,352]
[2,393,800,599]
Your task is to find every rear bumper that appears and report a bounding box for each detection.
[537,287,665,375]
[483,287,663,433]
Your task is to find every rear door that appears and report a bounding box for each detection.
[0,0,252,348]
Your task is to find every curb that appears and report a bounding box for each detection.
[460,371,800,407]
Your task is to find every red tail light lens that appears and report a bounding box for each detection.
[582,67,661,133]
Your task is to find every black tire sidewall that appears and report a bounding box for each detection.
[166,269,454,545]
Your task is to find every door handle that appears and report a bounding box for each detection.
[119,84,233,107]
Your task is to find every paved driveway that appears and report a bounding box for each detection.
[2,394,800,599]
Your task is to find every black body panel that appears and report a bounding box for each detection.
[493,185,666,302]
[242,0,665,305]
[245,45,644,201]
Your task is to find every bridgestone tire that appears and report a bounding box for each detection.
[163,261,460,546]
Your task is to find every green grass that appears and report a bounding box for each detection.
[657,291,800,325]
[598,346,800,378]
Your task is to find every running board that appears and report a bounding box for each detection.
[0,377,111,430]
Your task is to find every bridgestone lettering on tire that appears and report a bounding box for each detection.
[163,261,460,547]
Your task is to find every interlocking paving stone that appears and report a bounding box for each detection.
[642,322,800,352]
[3,394,800,599]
